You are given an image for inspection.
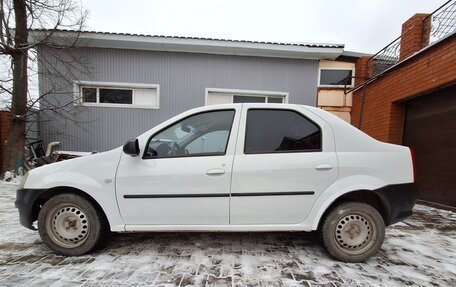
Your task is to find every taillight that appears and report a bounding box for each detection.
[409,147,417,182]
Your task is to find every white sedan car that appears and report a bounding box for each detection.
[16,104,417,262]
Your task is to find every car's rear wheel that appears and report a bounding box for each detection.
[321,202,385,262]
[38,193,104,256]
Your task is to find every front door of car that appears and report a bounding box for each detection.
[230,105,338,224]
[115,108,240,226]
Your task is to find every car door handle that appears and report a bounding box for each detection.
[206,168,226,176]
[315,164,333,171]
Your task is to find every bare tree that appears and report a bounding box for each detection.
[0,0,88,176]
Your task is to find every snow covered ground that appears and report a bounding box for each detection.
[0,182,455,287]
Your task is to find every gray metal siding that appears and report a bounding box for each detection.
[39,48,319,152]
[26,109,40,141]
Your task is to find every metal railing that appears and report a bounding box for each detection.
[423,0,456,47]
[368,36,401,78]
[367,0,456,79]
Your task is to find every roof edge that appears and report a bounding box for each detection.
[29,29,345,60]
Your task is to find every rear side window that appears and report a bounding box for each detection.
[244,109,321,154]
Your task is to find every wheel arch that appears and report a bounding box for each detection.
[316,189,392,231]
[32,186,110,230]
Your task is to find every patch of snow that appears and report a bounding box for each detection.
[0,180,455,286]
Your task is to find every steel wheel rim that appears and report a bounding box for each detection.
[46,204,90,248]
[334,212,376,254]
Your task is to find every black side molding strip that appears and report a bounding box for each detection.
[123,191,314,199]
[231,191,314,197]
[124,193,229,199]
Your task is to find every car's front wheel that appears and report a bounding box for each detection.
[321,202,385,262]
[38,193,105,256]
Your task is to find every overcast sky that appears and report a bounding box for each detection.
[80,0,443,54]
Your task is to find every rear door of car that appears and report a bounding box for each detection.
[230,104,338,224]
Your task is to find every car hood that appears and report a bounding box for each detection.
[24,147,123,189]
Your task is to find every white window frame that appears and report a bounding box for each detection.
[205,88,289,105]
[318,67,355,88]
[74,81,160,109]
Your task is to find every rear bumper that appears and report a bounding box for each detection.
[373,183,418,225]
[15,188,46,230]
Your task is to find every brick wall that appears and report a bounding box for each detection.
[399,14,431,60]
[352,14,456,144]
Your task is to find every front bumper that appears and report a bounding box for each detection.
[15,188,46,230]
[373,183,418,225]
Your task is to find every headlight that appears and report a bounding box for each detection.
[18,172,29,189]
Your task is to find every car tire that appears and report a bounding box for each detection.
[38,193,105,256]
[321,202,385,263]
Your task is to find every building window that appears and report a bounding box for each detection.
[232,95,284,103]
[319,69,353,87]
[99,88,132,104]
[82,87,97,103]
[206,88,288,105]
[78,82,159,109]
[267,97,284,103]
[244,109,321,154]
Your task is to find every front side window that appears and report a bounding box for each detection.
[186,130,230,154]
[319,69,353,86]
[244,109,321,154]
[144,110,235,158]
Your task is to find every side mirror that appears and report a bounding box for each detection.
[123,139,140,157]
